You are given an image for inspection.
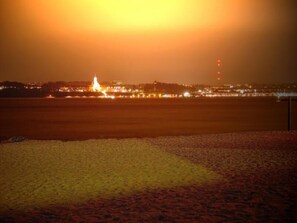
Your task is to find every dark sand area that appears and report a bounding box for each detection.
[1,131,297,222]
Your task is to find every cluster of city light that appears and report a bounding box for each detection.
[90,75,193,99]
[24,85,42,90]
[65,95,115,99]
[203,93,276,97]
[91,75,107,97]
[1,78,297,99]
[275,93,297,97]
[128,93,191,98]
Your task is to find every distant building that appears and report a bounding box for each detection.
[92,75,101,92]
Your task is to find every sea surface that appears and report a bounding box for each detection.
[0,98,296,140]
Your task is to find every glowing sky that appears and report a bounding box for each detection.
[0,0,296,83]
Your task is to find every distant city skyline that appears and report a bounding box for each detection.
[2,77,296,99]
[1,0,296,84]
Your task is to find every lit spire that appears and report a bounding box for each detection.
[92,74,101,92]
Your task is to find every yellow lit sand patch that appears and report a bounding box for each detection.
[0,139,220,212]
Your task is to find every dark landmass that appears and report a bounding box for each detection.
[1,81,297,97]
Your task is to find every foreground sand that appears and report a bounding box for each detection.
[1,131,297,222]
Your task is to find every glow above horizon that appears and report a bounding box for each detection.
[1,0,296,83]
[24,0,248,33]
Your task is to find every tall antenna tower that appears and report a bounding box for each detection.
[217,59,222,81]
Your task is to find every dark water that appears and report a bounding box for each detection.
[0,98,296,140]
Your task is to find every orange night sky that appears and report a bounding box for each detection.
[0,0,296,83]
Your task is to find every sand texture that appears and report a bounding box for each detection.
[1,131,297,222]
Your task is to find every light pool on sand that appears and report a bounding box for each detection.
[0,139,220,212]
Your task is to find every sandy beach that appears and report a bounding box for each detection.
[1,131,296,222]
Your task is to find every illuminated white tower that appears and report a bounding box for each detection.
[92,74,101,92]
